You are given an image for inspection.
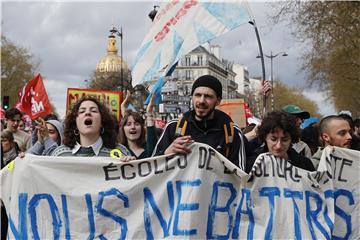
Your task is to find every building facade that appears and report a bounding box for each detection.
[172,44,238,99]
[147,43,239,117]
[233,63,250,97]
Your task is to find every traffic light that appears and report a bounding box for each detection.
[2,96,10,110]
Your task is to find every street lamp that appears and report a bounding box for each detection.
[257,51,288,110]
[248,19,267,116]
[110,26,124,91]
[148,5,160,21]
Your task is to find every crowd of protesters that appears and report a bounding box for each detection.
[1,75,359,238]
[1,75,359,169]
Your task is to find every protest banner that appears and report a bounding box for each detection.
[0,144,359,239]
[66,88,123,120]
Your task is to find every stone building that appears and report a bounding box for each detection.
[146,43,239,117]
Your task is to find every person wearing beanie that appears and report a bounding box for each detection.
[26,118,64,156]
[153,75,248,170]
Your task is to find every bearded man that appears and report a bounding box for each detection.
[152,75,247,169]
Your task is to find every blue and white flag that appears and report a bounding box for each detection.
[132,0,251,103]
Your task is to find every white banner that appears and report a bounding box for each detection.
[1,143,359,239]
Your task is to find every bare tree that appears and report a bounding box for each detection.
[270,1,360,117]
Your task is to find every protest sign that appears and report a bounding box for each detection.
[66,88,122,120]
[0,144,359,239]
[217,99,246,128]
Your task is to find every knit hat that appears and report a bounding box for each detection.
[282,104,310,119]
[191,75,222,99]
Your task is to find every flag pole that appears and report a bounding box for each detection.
[246,2,268,117]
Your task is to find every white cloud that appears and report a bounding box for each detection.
[302,90,336,117]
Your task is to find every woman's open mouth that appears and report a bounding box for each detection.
[129,130,138,135]
[84,118,93,126]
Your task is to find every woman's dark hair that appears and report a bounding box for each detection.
[1,129,20,152]
[301,125,321,155]
[63,96,117,149]
[119,110,146,148]
[257,111,299,144]
[5,108,22,119]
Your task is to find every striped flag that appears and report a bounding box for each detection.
[132,0,251,103]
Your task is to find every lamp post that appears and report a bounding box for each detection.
[148,5,160,21]
[110,26,124,91]
[248,19,267,116]
[257,51,288,110]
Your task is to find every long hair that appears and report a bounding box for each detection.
[257,111,299,144]
[1,129,20,152]
[63,96,117,149]
[119,110,146,148]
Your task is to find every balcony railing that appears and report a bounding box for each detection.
[228,80,238,89]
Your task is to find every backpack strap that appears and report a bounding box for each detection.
[176,110,235,158]
[175,113,189,136]
[223,121,234,158]
[175,116,188,137]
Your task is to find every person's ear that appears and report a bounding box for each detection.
[321,133,330,144]
[216,98,221,106]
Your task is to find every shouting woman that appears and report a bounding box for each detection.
[52,97,131,158]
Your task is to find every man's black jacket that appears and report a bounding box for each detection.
[152,110,247,170]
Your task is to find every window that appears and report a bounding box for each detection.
[186,70,191,79]
[185,56,191,66]
[197,55,203,65]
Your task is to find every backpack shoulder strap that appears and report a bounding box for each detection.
[224,121,234,143]
[223,119,235,158]
[175,111,191,137]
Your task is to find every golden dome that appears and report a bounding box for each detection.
[96,32,129,73]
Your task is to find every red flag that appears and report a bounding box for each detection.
[0,107,5,120]
[244,103,254,119]
[15,101,22,111]
[18,74,52,119]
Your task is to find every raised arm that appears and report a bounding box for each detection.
[121,91,132,117]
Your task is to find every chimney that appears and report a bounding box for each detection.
[210,45,221,59]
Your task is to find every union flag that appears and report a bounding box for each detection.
[18,74,52,119]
